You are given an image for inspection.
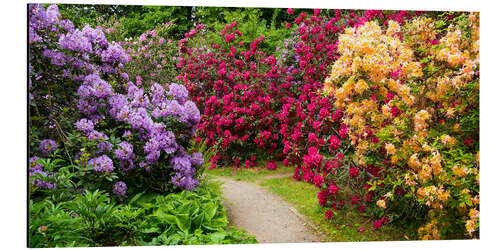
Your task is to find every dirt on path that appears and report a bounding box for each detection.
[213,176,325,243]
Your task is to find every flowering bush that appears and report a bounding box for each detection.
[322,13,479,239]
[29,4,203,199]
[177,22,290,168]
[276,9,425,205]
[93,14,127,43]
[120,22,181,86]
[195,7,291,56]
[277,9,348,181]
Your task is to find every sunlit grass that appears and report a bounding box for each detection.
[206,161,294,182]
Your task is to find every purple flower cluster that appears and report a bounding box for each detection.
[29,157,57,189]
[45,5,61,27]
[165,100,182,116]
[43,49,66,67]
[167,83,189,104]
[39,139,57,155]
[115,141,135,160]
[171,172,198,191]
[97,141,113,153]
[88,130,108,142]
[58,24,107,54]
[150,91,200,126]
[171,153,194,174]
[76,75,201,189]
[113,181,127,198]
[101,42,130,64]
[191,152,204,167]
[29,156,43,174]
[76,118,94,132]
[30,5,128,118]
[55,26,126,87]
[59,29,93,53]
[95,78,202,190]
[108,94,130,121]
[88,155,114,173]
[30,6,128,121]
[77,74,113,100]
[179,100,201,125]
[82,25,108,48]
[128,84,150,108]
[115,141,135,172]
[107,80,201,170]
[59,19,74,32]
[129,107,153,130]
[29,4,69,43]
[169,150,204,191]
[145,130,178,162]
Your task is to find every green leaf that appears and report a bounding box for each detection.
[210,231,227,243]
[204,202,217,220]
[465,199,472,206]
[159,213,177,225]
[141,227,161,234]
[129,192,145,205]
[192,213,205,230]
[177,201,193,214]
[175,213,191,233]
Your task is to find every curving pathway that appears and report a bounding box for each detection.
[214,176,324,243]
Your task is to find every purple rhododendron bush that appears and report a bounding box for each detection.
[29,4,203,196]
[29,5,261,247]
[28,3,479,247]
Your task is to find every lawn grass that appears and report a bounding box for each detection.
[206,161,295,182]
[259,176,417,242]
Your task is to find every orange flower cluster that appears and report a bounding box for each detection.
[323,13,479,239]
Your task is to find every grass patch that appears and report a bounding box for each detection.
[206,162,294,182]
[197,174,224,195]
[259,177,416,242]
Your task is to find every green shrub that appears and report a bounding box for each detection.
[29,184,257,247]
[137,186,257,245]
[29,199,90,248]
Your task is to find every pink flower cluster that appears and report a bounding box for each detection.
[177,23,291,167]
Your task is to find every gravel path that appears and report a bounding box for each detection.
[214,176,324,243]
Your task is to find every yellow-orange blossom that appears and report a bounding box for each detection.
[323,15,479,239]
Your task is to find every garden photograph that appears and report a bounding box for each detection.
[20,0,486,249]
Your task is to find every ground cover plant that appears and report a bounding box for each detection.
[28,3,479,247]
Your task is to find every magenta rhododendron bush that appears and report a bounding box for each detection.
[177,22,291,168]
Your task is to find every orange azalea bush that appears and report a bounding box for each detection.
[323,13,479,239]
